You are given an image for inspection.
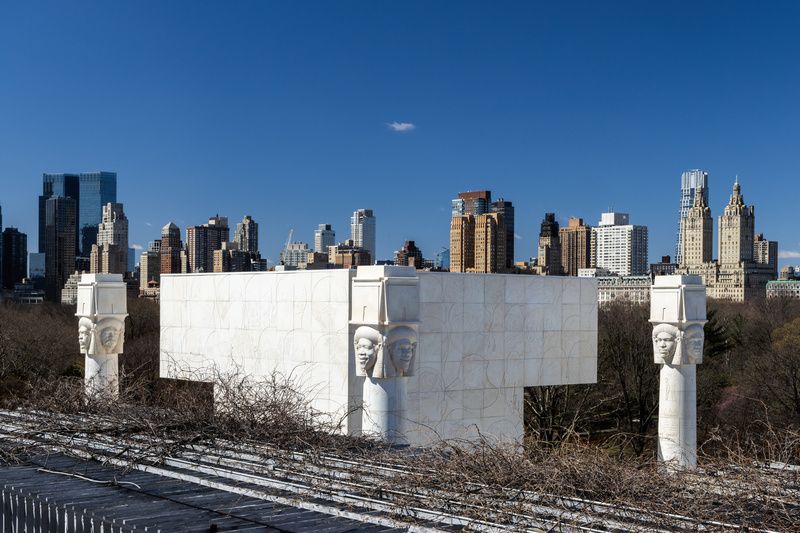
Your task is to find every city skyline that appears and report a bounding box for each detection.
[1,2,798,267]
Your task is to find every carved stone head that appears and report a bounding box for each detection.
[652,323,681,364]
[78,317,95,354]
[386,326,417,377]
[679,323,704,365]
[96,317,125,355]
[353,326,382,376]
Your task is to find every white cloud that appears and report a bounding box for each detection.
[779,250,800,259]
[386,121,416,132]
[514,233,523,240]
[131,243,144,251]
[145,222,153,227]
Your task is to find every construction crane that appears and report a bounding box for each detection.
[279,229,294,265]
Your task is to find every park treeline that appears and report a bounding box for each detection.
[0,296,798,459]
[525,298,800,460]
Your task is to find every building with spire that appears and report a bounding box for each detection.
[537,213,562,275]
[678,178,777,301]
[675,169,709,265]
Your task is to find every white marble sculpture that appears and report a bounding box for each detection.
[650,275,706,469]
[351,266,419,443]
[76,274,128,399]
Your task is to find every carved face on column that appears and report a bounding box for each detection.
[353,326,382,376]
[680,324,704,365]
[96,317,124,354]
[386,326,417,377]
[78,317,95,354]
[652,323,681,364]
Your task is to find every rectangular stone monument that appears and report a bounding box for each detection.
[159,268,598,445]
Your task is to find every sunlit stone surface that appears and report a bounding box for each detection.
[160,268,598,445]
[76,273,128,399]
[650,275,706,469]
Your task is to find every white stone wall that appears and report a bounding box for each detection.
[160,270,597,445]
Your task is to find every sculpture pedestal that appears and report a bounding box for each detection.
[362,377,406,444]
[85,353,119,400]
[657,364,696,469]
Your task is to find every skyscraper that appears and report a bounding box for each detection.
[186,215,229,273]
[77,172,117,255]
[90,202,129,274]
[234,215,259,254]
[40,172,116,257]
[44,196,77,301]
[675,170,709,265]
[2,227,27,290]
[537,213,562,275]
[39,173,79,253]
[490,198,514,268]
[449,215,475,272]
[314,224,335,253]
[559,217,592,276]
[160,222,182,275]
[474,213,506,273]
[679,187,712,267]
[718,178,754,266]
[451,190,492,216]
[678,178,776,301]
[350,209,375,263]
[591,212,648,276]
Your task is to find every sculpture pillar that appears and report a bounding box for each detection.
[650,275,706,469]
[76,274,128,400]
[351,266,419,444]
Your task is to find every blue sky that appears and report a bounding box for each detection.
[1,1,798,267]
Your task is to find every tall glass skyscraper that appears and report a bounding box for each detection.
[78,172,117,255]
[39,171,116,256]
[350,209,376,262]
[675,170,709,265]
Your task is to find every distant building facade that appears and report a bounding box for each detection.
[650,256,678,276]
[139,241,161,296]
[591,212,648,276]
[350,209,375,262]
[160,222,182,275]
[675,169,709,265]
[280,242,311,268]
[2,228,27,290]
[394,240,424,268]
[44,196,77,302]
[314,224,335,253]
[186,215,229,273]
[234,215,259,254]
[537,213,562,275]
[329,240,371,268]
[678,179,777,301]
[89,202,128,274]
[559,217,591,276]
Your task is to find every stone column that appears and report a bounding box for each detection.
[351,266,419,444]
[76,274,128,400]
[650,275,706,470]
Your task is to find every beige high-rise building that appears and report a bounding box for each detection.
[678,179,777,301]
[449,215,475,273]
[89,203,128,274]
[718,178,754,266]
[679,186,713,267]
[559,217,591,276]
[473,213,505,273]
[753,233,778,277]
[160,222,182,275]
